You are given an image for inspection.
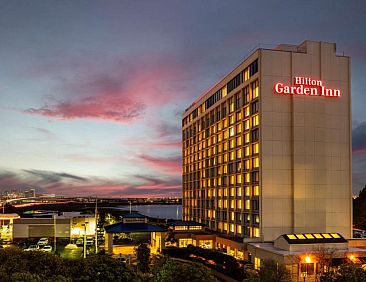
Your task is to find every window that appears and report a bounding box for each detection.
[244,146,250,157]
[253,185,260,196]
[245,186,251,196]
[252,115,259,127]
[227,72,243,93]
[251,100,259,114]
[251,129,259,142]
[251,80,259,99]
[205,89,222,110]
[244,106,250,117]
[245,199,251,210]
[244,119,250,131]
[253,157,259,168]
[229,127,235,137]
[249,59,258,76]
[251,171,259,182]
[243,86,250,104]
[252,143,259,154]
[245,133,250,143]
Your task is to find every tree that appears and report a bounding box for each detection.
[136,243,151,273]
[258,259,291,282]
[154,259,219,282]
[320,264,366,282]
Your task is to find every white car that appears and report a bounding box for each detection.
[24,245,39,251]
[37,238,49,246]
[41,245,52,253]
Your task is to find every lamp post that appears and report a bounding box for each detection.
[82,219,89,259]
[53,213,57,253]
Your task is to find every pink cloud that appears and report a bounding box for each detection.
[138,153,181,174]
[22,57,188,123]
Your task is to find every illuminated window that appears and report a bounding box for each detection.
[236,149,242,158]
[237,174,242,184]
[230,139,235,148]
[224,223,228,231]
[253,157,259,168]
[230,175,235,184]
[236,136,242,146]
[236,124,242,136]
[245,186,251,196]
[230,224,235,233]
[244,119,250,130]
[252,143,259,154]
[244,68,249,81]
[237,225,242,234]
[252,115,259,127]
[252,80,259,99]
[253,186,260,196]
[245,159,250,170]
[245,200,250,210]
[222,86,227,97]
[245,133,250,144]
[245,146,250,156]
[230,114,235,124]
[230,100,234,113]
[230,187,235,196]
[230,200,235,209]
[237,200,242,209]
[253,227,260,237]
[230,151,235,161]
[245,173,250,183]
[244,106,250,117]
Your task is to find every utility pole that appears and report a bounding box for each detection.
[53,213,57,253]
[83,218,89,259]
[95,197,98,254]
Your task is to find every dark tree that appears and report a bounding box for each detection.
[258,259,291,282]
[135,243,151,273]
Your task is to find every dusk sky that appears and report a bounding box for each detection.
[1,1,366,197]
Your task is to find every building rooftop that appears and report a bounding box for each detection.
[168,220,205,227]
[282,233,347,244]
[104,222,166,233]
[122,212,146,219]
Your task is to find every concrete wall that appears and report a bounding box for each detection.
[260,41,352,241]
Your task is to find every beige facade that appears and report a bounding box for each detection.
[182,41,351,243]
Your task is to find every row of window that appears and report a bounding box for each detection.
[183,66,259,127]
[182,81,259,140]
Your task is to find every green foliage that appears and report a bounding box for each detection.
[353,185,366,228]
[0,248,136,282]
[162,245,244,279]
[135,243,150,273]
[258,259,291,282]
[320,264,366,282]
[154,259,219,282]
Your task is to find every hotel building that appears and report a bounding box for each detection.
[182,41,352,244]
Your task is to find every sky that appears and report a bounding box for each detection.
[0,0,366,197]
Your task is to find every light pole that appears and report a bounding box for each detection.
[128,201,132,213]
[95,197,98,254]
[53,213,57,253]
[82,219,89,259]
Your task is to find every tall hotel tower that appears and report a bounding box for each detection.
[182,41,352,242]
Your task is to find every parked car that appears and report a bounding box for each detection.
[37,238,49,246]
[42,245,52,253]
[24,245,39,251]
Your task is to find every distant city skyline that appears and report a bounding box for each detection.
[1,1,366,197]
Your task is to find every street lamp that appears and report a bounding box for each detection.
[81,219,89,259]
